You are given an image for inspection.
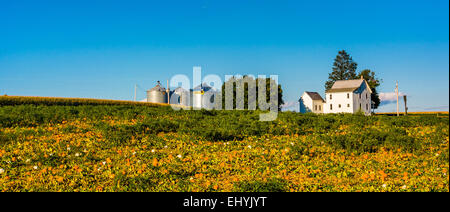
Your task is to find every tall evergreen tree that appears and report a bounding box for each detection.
[325,50,358,90]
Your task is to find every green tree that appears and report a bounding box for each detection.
[325,50,358,90]
[358,69,382,109]
[221,76,284,111]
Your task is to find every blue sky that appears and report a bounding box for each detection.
[0,0,448,112]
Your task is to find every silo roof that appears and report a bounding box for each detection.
[193,83,215,92]
[173,87,187,92]
[149,84,166,92]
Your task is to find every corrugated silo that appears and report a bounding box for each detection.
[192,84,204,109]
[193,83,217,109]
[147,81,168,103]
[171,87,190,106]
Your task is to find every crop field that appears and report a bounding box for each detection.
[0,96,448,192]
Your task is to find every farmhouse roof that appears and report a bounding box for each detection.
[326,79,372,93]
[304,91,325,102]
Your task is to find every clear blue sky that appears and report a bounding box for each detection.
[1,0,448,112]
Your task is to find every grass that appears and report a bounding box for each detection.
[0,96,448,192]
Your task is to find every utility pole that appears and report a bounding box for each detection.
[396,81,399,116]
[167,79,170,104]
[403,95,408,116]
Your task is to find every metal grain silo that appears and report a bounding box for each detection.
[147,81,168,103]
[171,87,190,106]
[192,84,204,109]
[192,83,218,109]
[201,83,218,110]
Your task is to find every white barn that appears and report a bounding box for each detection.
[299,91,325,114]
[323,77,372,115]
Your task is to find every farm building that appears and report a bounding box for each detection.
[323,77,372,115]
[146,81,169,104]
[299,76,372,115]
[170,87,190,107]
[192,83,219,109]
[146,81,219,109]
[299,91,325,114]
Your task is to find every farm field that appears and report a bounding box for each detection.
[0,97,448,192]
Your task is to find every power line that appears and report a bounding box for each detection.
[133,84,148,101]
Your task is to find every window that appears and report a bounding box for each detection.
[338,104,341,108]
[315,105,317,111]
[360,103,361,109]
[366,93,368,99]
[347,104,350,107]
[330,94,332,100]
[347,93,350,99]
[330,104,333,110]
[319,105,321,110]
[366,104,369,110]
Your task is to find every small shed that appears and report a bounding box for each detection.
[299,91,325,113]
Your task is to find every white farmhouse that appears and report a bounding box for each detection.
[323,77,372,115]
[299,91,325,114]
